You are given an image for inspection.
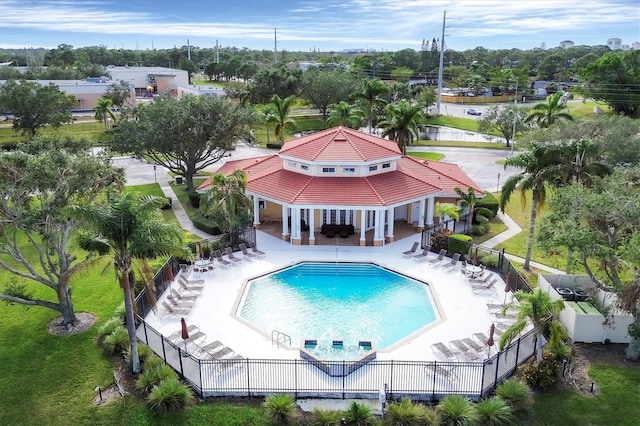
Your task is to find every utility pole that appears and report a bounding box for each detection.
[187,39,191,61]
[274,28,278,65]
[436,10,446,116]
[510,80,518,156]
[215,40,219,63]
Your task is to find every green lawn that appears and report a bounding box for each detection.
[406,151,445,161]
[0,120,105,146]
[425,115,482,133]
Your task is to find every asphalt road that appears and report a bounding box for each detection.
[115,143,518,193]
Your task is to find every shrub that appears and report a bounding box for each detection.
[143,354,165,372]
[188,190,201,208]
[474,214,489,224]
[422,407,442,426]
[477,192,499,217]
[471,223,490,236]
[96,316,123,340]
[495,378,533,412]
[102,326,129,355]
[475,206,494,220]
[311,408,343,426]
[160,197,172,210]
[147,377,192,413]
[126,343,155,368]
[522,355,560,390]
[136,363,176,395]
[430,232,449,253]
[386,398,427,425]
[266,142,282,149]
[114,302,126,320]
[477,252,500,269]
[448,234,473,258]
[191,213,222,235]
[475,396,515,425]
[343,401,376,426]
[436,395,477,426]
[263,393,297,425]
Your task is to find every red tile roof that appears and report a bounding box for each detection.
[197,127,483,206]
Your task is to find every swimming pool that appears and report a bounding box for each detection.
[237,262,439,355]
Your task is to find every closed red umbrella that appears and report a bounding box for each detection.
[181,317,189,350]
[197,242,204,259]
[165,264,174,282]
[473,247,478,265]
[487,323,496,359]
[503,273,512,305]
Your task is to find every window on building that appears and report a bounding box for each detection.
[382,162,391,169]
[288,161,297,168]
[258,200,266,210]
[322,167,336,173]
[300,164,309,171]
[342,167,355,174]
[369,165,378,172]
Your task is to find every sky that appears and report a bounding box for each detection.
[0,0,639,53]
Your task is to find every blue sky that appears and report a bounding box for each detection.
[1,0,639,52]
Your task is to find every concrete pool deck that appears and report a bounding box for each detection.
[144,230,522,363]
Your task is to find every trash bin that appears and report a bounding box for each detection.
[175,176,183,185]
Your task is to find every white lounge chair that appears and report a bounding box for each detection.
[428,249,447,265]
[402,241,419,257]
[469,272,494,284]
[472,278,498,292]
[161,301,191,317]
[213,249,231,267]
[442,253,461,271]
[170,288,199,302]
[425,364,457,381]
[413,245,432,261]
[250,242,266,257]
[449,339,481,361]
[224,247,242,264]
[431,342,458,361]
[239,243,258,260]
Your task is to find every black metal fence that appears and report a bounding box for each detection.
[135,319,536,401]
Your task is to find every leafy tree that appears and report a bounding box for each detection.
[104,80,133,109]
[537,169,640,360]
[0,79,74,138]
[454,187,478,234]
[525,92,573,128]
[390,66,414,83]
[579,50,640,118]
[415,86,437,114]
[301,69,358,120]
[267,94,297,143]
[73,192,188,373]
[478,104,529,148]
[200,170,252,235]
[0,136,122,327]
[247,65,302,104]
[500,288,566,364]
[93,97,116,129]
[351,78,389,134]
[327,101,363,129]
[378,99,424,154]
[500,142,566,270]
[436,202,460,222]
[177,58,198,83]
[108,95,253,191]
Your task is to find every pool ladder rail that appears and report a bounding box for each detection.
[271,330,291,348]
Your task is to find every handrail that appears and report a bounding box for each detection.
[271,329,291,348]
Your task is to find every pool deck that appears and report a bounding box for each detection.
[143,230,519,363]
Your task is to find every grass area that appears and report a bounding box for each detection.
[0,120,105,146]
[566,100,612,118]
[406,151,445,161]
[425,115,482,132]
[414,139,509,149]
[531,364,640,425]
[472,216,509,245]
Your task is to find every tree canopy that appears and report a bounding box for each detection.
[300,69,358,121]
[0,136,123,327]
[478,104,529,147]
[0,79,75,138]
[108,95,254,190]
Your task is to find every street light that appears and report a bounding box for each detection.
[153,165,157,183]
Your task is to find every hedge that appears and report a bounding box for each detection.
[448,234,473,259]
[477,192,499,217]
[191,214,221,235]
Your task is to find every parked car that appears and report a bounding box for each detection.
[466,108,482,116]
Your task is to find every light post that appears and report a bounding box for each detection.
[497,172,501,193]
[153,165,157,183]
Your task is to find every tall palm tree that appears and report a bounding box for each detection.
[73,192,188,373]
[455,186,478,234]
[93,97,116,129]
[378,100,425,154]
[499,288,566,365]
[200,170,252,235]
[267,94,297,143]
[327,101,364,129]
[351,78,389,134]
[525,92,573,128]
[436,202,460,228]
[500,142,564,270]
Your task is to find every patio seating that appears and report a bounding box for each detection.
[442,253,461,271]
[471,278,498,292]
[178,278,204,293]
[449,339,481,361]
[431,342,458,361]
[413,245,432,261]
[469,272,494,284]
[167,325,199,342]
[239,243,258,260]
[170,288,199,302]
[472,332,490,346]
[210,346,234,359]
[213,249,231,267]
[250,242,266,257]
[166,294,197,309]
[161,301,192,317]
[217,354,246,372]
[461,337,487,356]
[424,364,457,381]
[224,247,242,264]
[402,241,419,257]
[428,249,447,265]
[178,275,205,286]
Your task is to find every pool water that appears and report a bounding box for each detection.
[238,262,438,353]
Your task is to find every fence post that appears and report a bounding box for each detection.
[492,353,501,391]
[142,320,149,344]
[294,359,298,399]
[389,360,394,401]
[480,360,487,397]
[161,336,167,364]
[246,359,251,398]
[342,361,346,399]
[515,337,521,366]
[178,348,185,379]
[431,361,437,402]
[199,358,204,398]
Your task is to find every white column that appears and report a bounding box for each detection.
[309,208,315,242]
[360,209,366,242]
[282,204,289,236]
[419,198,426,227]
[427,197,435,225]
[387,207,395,239]
[253,196,260,225]
[291,208,300,239]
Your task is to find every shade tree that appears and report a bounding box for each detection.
[478,104,529,148]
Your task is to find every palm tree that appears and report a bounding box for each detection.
[327,101,364,129]
[499,288,566,365]
[73,192,188,373]
[259,104,277,144]
[378,100,425,154]
[436,202,460,232]
[267,94,297,143]
[351,78,389,134]
[93,97,116,129]
[500,142,564,270]
[525,92,573,128]
[200,170,252,236]
[454,186,478,234]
